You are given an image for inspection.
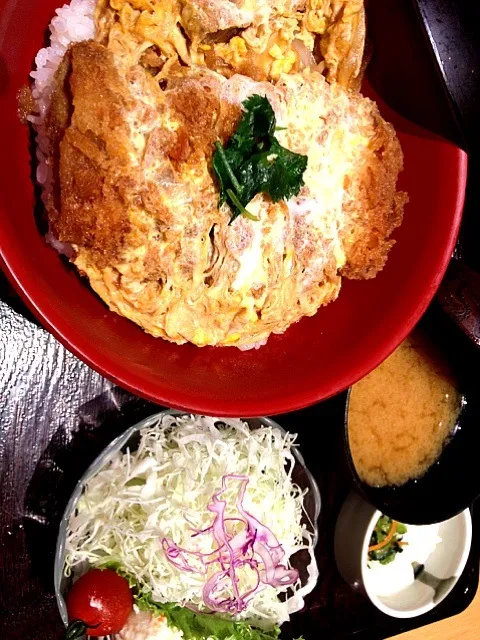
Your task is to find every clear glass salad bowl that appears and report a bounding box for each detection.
[54,410,321,630]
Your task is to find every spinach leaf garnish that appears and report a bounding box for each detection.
[213,95,308,222]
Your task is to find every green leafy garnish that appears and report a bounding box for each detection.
[136,592,281,640]
[97,564,304,639]
[368,516,408,565]
[96,560,136,583]
[212,95,308,222]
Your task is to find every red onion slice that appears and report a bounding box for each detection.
[162,474,299,614]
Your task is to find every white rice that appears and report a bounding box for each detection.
[29,0,96,189]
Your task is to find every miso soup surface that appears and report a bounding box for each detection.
[348,332,462,487]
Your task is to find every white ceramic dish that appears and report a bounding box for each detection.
[334,491,472,618]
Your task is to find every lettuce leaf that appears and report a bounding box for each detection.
[136,593,281,640]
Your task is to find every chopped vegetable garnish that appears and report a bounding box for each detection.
[368,515,408,565]
[368,520,398,552]
[212,95,308,222]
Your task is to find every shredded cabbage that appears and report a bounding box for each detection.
[65,415,318,627]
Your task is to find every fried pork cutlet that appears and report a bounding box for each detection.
[44,41,405,348]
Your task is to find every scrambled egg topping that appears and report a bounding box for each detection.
[95,0,366,88]
[46,31,405,348]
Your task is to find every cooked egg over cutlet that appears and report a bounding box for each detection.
[96,0,366,89]
[44,34,405,348]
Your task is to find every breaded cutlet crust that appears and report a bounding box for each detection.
[47,43,136,264]
[48,43,243,269]
[340,97,408,280]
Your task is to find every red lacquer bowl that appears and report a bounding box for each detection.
[0,0,467,416]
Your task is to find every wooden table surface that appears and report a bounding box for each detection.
[391,574,479,640]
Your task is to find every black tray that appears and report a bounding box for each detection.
[1,0,479,637]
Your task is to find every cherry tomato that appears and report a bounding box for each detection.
[66,569,133,637]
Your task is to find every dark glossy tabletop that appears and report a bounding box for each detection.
[1,0,480,639]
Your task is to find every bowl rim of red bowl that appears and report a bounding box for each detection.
[0,52,469,418]
[0,143,466,418]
